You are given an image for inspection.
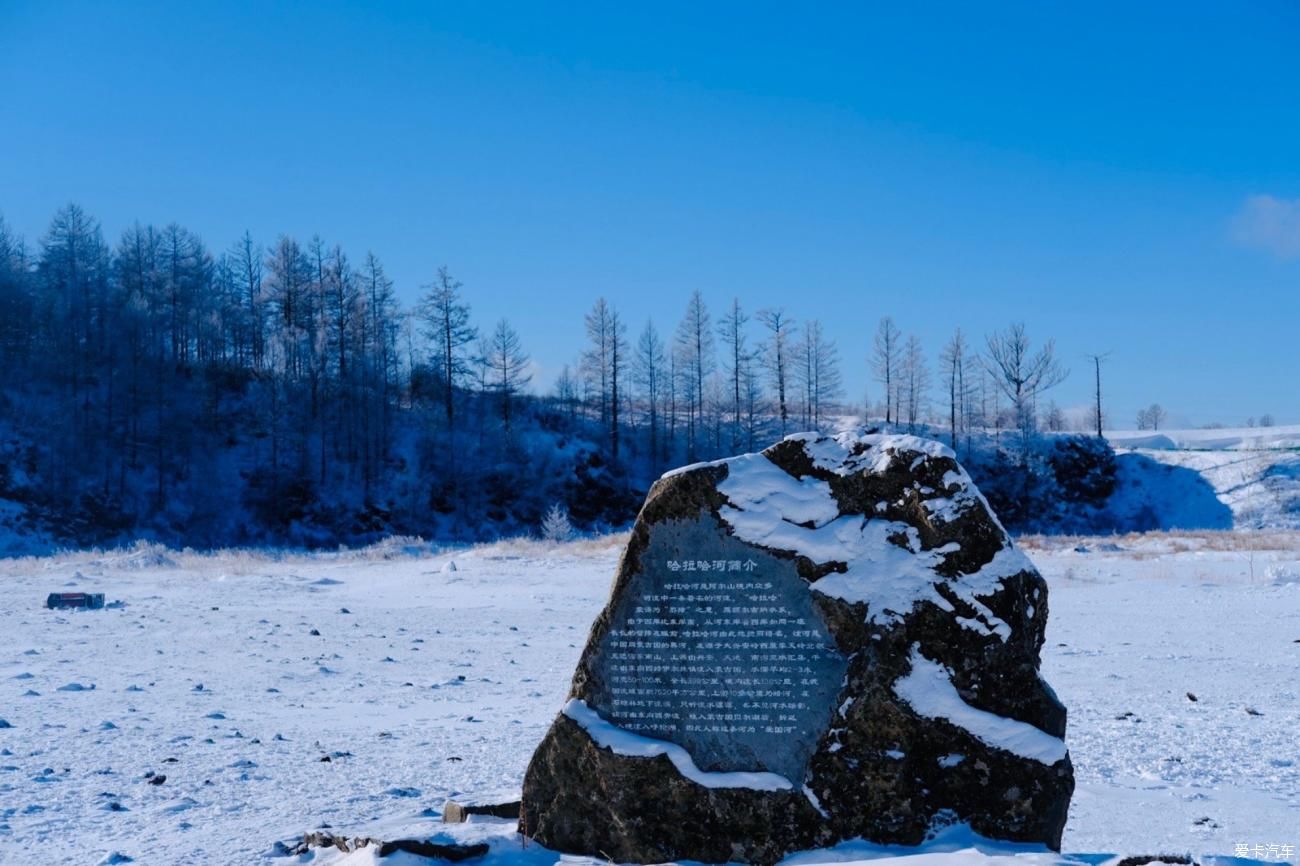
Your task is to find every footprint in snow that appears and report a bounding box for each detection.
[58,682,95,692]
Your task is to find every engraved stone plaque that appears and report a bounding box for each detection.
[584,511,847,782]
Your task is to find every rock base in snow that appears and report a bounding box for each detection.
[287,831,488,860]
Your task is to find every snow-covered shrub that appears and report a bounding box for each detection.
[540,502,575,542]
[1267,564,1300,586]
[965,444,1044,530]
[1048,434,1118,504]
[563,450,640,530]
[963,433,1123,534]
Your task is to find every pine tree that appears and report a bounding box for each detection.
[540,502,575,542]
[900,334,929,432]
[718,298,750,450]
[486,318,531,431]
[418,266,476,428]
[674,291,714,461]
[871,316,902,426]
[633,320,666,467]
[582,298,613,428]
[940,328,970,449]
[757,308,791,435]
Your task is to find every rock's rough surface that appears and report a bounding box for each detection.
[521,432,1074,864]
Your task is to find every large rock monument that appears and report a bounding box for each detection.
[521,433,1073,864]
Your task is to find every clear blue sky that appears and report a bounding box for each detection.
[3,1,1299,427]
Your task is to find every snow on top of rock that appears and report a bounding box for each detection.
[797,521,962,625]
[563,698,794,791]
[710,433,1030,634]
[717,452,842,528]
[893,646,1067,766]
[784,431,957,477]
[659,455,730,479]
[663,432,957,482]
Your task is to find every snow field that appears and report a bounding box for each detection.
[0,532,1296,865]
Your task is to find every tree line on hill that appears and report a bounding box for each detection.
[0,204,1130,548]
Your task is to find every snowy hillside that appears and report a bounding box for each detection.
[1,534,1298,865]
[1104,426,1300,530]
[1107,424,1300,452]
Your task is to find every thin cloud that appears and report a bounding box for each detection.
[1232,194,1300,260]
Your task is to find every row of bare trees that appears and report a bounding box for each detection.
[0,205,559,541]
[0,202,1111,544]
[870,316,1072,457]
[0,206,414,511]
[561,291,847,470]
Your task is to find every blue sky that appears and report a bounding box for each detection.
[3,1,1300,426]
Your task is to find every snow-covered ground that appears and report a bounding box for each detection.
[1,533,1298,866]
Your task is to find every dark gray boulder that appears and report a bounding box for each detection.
[521,432,1073,863]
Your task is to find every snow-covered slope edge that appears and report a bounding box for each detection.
[1106,424,1300,452]
[1102,426,1300,530]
